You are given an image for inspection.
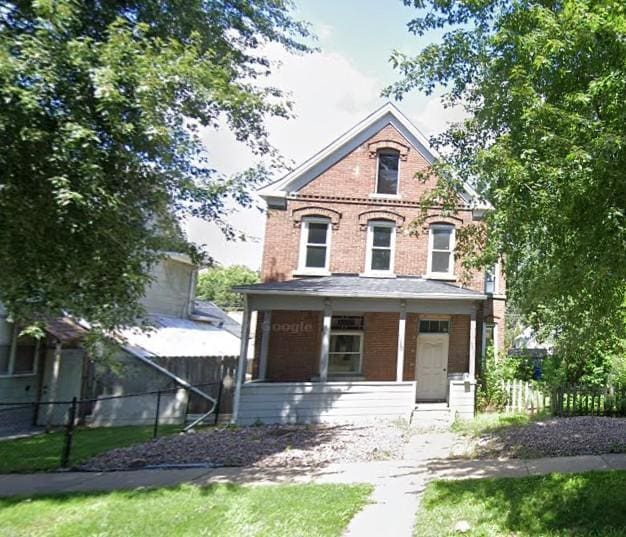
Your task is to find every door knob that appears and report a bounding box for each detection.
[442,368,447,371]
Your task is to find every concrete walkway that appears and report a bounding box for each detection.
[1,453,625,536]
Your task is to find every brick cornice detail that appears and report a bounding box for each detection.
[291,206,342,229]
[358,210,406,231]
[367,140,410,161]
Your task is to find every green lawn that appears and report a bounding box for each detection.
[414,471,626,536]
[452,411,537,437]
[0,425,180,473]
[0,483,371,537]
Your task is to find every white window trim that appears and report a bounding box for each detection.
[0,324,40,378]
[426,224,456,280]
[482,322,498,358]
[484,261,500,295]
[375,150,400,196]
[363,220,396,277]
[296,217,332,276]
[328,330,364,376]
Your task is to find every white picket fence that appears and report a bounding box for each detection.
[501,379,550,414]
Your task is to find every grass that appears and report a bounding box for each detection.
[414,470,626,537]
[0,483,371,537]
[451,411,540,437]
[0,425,180,473]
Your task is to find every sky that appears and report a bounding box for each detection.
[185,0,463,270]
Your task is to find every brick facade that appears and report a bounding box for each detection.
[253,119,505,385]
[254,311,471,383]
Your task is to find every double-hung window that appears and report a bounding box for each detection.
[0,324,39,377]
[365,221,395,275]
[298,218,331,274]
[484,265,497,294]
[328,316,364,375]
[427,224,455,278]
[376,150,400,195]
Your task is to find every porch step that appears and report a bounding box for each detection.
[410,403,453,428]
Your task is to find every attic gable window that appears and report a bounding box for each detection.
[297,217,331,274]
[376,150,399,195]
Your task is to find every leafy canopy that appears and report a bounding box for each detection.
[196,265,259,310]
[388,0,626,377]
[0,0,309,329]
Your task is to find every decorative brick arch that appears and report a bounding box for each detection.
[420,214,464,231]
[291,206,342,229]
[367,140,410,161]
[358,210,406,231]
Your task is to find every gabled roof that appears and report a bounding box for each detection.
[258,102,487,210]
[234,275,486,301]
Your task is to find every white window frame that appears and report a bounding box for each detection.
[328,330,364,376]
[296,217,332,276]
[364,220,396,276]
[374,150,400,197]
[482,322,498,358]
[427,224,456,279]
[0,324,40,378]
[484,262,499,295]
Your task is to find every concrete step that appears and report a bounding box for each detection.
[410,403,453,427]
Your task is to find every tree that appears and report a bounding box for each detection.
[387,0,626,379]
[196,265,259,310]
[0,1,309,330]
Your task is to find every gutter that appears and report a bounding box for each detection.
[232,288,487,301]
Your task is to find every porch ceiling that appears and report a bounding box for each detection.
[234,275,486,301]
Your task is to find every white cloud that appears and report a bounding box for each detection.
[185,46,385,270]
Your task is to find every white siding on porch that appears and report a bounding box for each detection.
[448,378,476,420]
[237,381,416,425]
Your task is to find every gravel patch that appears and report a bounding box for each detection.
[79,422,412,471]
[474,416,626,459]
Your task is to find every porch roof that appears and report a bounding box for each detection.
[234,275,486,301]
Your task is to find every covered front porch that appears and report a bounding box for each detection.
[232,277,485,425]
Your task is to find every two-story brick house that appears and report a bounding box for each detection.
[232,103,506,425]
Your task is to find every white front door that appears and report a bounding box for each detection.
[416,334,449,401]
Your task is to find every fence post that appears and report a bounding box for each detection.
[153,390,162,439]
[214,381,223,425]
[60,397,78,469]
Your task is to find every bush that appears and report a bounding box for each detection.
[476,346,507,411]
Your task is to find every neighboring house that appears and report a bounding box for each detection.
[232,103,506,425]
[0,254,239,434]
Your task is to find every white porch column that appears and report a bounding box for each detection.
[396,300,407,382]
[258,311,272,381]
[232,296,252,423]
[469,309,477,379]
[319,299,332,382]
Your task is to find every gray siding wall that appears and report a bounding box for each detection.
[237,381,416,425]
[141,258,196,318]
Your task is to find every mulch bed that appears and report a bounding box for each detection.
[474,416,626,459]
[78,422,411,471]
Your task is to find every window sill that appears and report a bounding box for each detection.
[0,372,37,378]
[425,273,457,282]
[293,269,331,277]
[359,272,397,279]
[312,375,366,382]
[369,193,401,200]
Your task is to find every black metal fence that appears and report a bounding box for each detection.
[0,382,223,468]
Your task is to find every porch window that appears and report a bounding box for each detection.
[298,217,331,274]
[427,224,455,278]
[329,332,363,375]
[365,220,395,275]
[0,325,39,377]
[376,150,400,195]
